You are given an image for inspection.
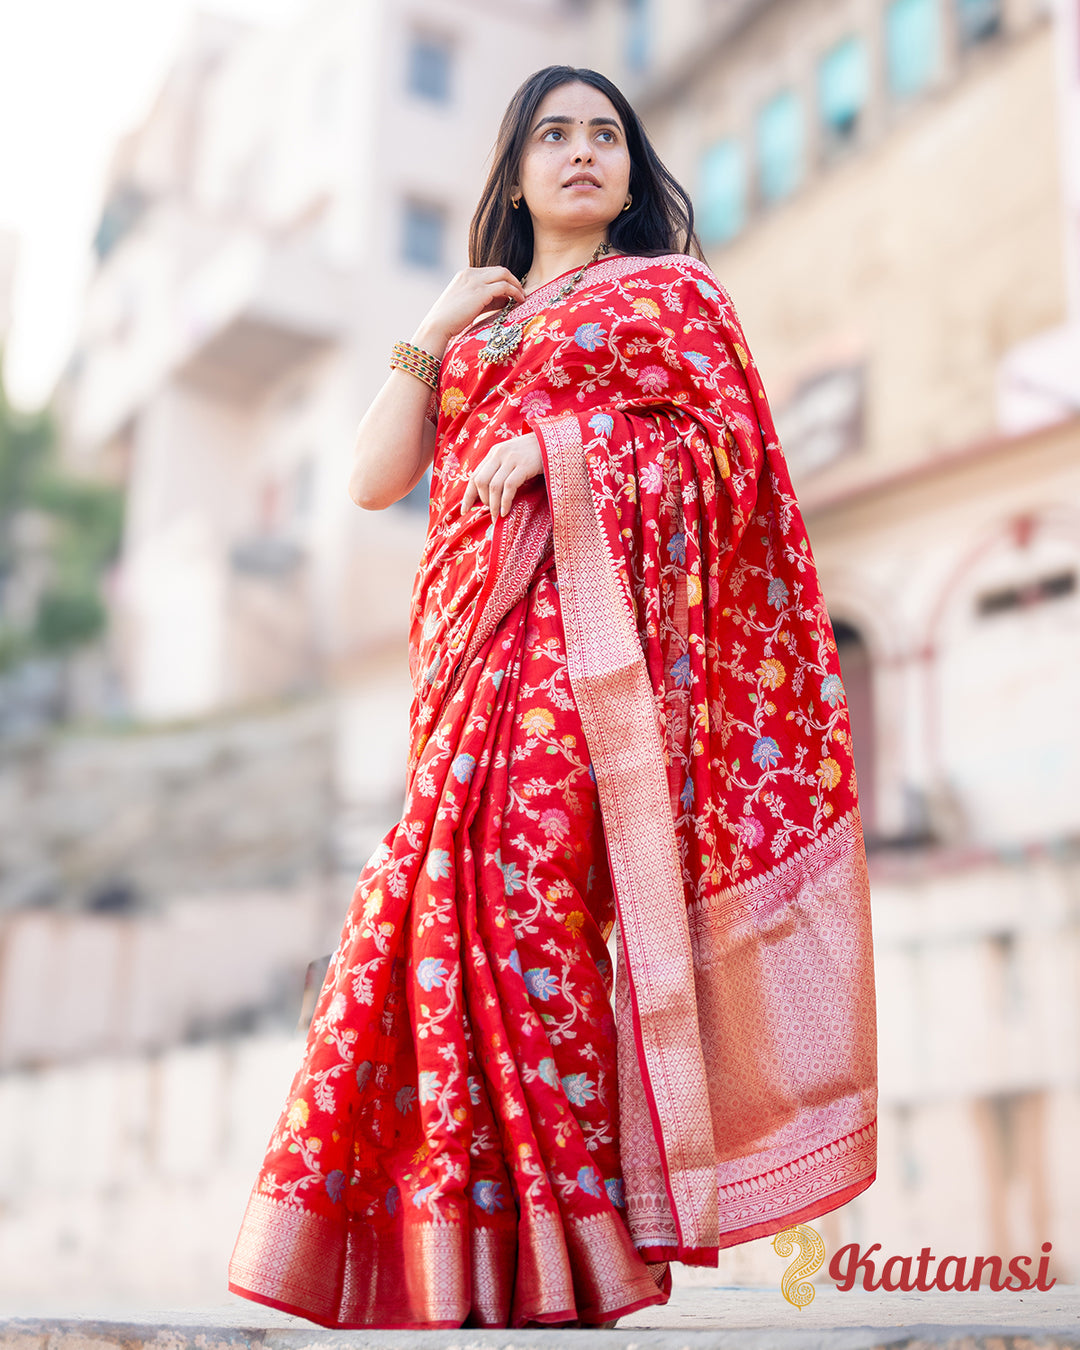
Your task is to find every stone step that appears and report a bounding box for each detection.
[0,1286,1077,1349]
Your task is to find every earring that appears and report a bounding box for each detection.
[622,195,632,212]
[512,195,521,210]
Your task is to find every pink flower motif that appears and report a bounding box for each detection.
[540,808,570,841]
[520,389,552,421]
[735,815,765,847]
[636,365,670,394]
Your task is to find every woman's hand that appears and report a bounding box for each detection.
[460,432,544,522]
[418,266,527,349]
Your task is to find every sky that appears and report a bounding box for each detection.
[0,0,307,411]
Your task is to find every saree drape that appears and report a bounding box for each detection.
[227,251,877,1329]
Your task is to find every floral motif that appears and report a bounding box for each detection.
[524,967,559,1001]
[562,1073,597,1106]
[574,322,606,350]
[451,753,476,783]
[440,386,466,418]
[637,365,670,394]
[416,957,449,991]
[752,736,782,768]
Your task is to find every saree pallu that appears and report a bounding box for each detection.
[227,251,877,1327]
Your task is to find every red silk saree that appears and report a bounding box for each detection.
[226,251,877,1328]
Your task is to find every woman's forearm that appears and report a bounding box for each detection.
[348,322,449,510]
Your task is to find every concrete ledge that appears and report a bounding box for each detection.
[0,1286,1076,1350]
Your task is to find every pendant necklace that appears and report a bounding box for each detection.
[477,239,611,365]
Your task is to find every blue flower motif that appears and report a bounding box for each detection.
[491,668,505,691]
[605,1177,626,1208]
[574,322,607,351]
[501,859,525,895]
[413,1183,437,1209]
[395,1085,416,1114]
[507,948,522,976]
[423,657,439,685]
[385,1184,400,1215]
[562,1073,597,1107]
[416,957,448,991]
[589,412,614,437]
[752,735,782,768]
[355,1060,372,1090]
[472,1179,505,1213]
[325,1169,346,1203]
[684,351,712,373]
[451,753,475,784]
[768,577,790,608]
[538,1057,560,1088]
[821,673,845,707]
[672,653,692,689]
[418,1070,441,1104]
[524,967,559,1001]
[426,848,451,881]
[680,776,694,810]
[667,531,687,564]
[577,1165,603,1197]
[695,279,721,303]
[468,1075,483,1105]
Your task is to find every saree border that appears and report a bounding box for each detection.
[535,408,720,1255]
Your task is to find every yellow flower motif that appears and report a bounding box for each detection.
[306,1136,322,1153]
[453,1106,468,1123]
[733,343,749,368]
[713,443,730,478]
[817,757,842,790]
[378,921,394,937]
[521,706,555,736]
[759,657,786,689]
[440,386,466,418]
[686,573,702,606]
[693,739,705,755]
[632,296,661,318]
[523,314,547,340]
[565,910,585,933]
[288,1098,310,1131]
[561,733,576,748]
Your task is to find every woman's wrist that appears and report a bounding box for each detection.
[410,321,450,360]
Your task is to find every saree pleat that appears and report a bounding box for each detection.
[228,249,876,1327]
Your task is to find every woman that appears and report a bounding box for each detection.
[227,66,877,1330]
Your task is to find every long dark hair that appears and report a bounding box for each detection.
[468,66,704,275]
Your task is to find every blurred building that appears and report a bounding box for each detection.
[578,0,1080,1285]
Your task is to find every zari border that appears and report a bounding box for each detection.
[535,408,719,1254]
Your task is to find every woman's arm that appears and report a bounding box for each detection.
[347,319,447,511]
[348,267,527,511]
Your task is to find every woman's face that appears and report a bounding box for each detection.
[513,81,632,240]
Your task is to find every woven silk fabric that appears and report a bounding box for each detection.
[227,251,877,1328]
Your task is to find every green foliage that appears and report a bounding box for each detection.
[0,343,125,663]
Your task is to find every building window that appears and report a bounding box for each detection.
[401,200,446,270]
[756,90,804,205]
[773,363,865,477]
[975,569,1076,617]
[624,0,650,74]
[818,36,868,144]
[406,32,452,103]
[699,139,746,244]
[955,0,1002,47]
[885,0,941,97]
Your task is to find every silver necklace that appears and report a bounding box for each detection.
[477,239,611,366]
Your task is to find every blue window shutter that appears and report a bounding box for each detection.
[818,36,868,137]
[756,91,804,204]
[699,139,746,243]
[885,0,941,96]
